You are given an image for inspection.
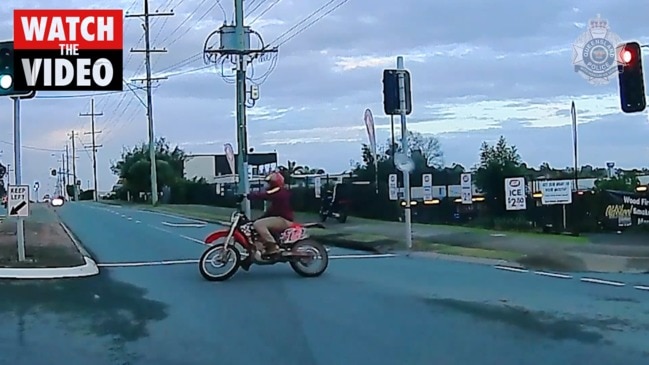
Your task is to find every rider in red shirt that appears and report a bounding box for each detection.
[247,171,294,255]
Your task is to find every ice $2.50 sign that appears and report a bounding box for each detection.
[13,9,123,91]
[504,177,526,210]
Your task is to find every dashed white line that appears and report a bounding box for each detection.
[139,210,208,225]
[149,224,173,234]
[579,277,625,287]
[493,265,529,273]
[330,253,396,259]
[179,234,206,244]
[135,220,141,223]
[533,271,572,279]
[98,259,198,267]
[633,285,649,291]
[162,222,206,228]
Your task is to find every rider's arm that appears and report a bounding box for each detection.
[247,187,280,201]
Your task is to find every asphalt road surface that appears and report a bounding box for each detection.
[1,202,648,365]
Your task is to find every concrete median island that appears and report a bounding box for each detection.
[0,203,98,278]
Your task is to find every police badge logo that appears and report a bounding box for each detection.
[572,14,623,85]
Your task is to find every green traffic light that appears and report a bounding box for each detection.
[0,74,12,89]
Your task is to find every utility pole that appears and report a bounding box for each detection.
[80,98,103,202]
[204,0,277,217]
[64,144,70,197]
[126,0,173,206]
[69,131,79,201]
[397,56,413,250]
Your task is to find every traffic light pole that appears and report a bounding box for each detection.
[10,90,34,262]
[397,56,413,251]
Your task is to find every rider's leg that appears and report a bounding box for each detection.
[253,217,290,254]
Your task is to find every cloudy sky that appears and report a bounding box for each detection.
[1,0,649,193]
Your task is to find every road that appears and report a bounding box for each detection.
[0,202,648,365]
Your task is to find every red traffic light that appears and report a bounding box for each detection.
[618,42,641,67]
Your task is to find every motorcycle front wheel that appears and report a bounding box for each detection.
[199,243,241,281]
[289,240,329,278]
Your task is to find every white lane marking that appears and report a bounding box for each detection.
[494,265,529,273]
[135,220,141,223]
[98,259,198,267]
[580,277,625,287]
[329,253,396,259]
[136,209,208,225]
[149,224,173,234]
[162,222,206,228]
[0,257,99,278]
[96,253,397,268]
[179,234,206,244]
[634,285,649,291]
[127,217,133,220]
[533,271,572,279]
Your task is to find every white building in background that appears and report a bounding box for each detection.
[183,152,279,183]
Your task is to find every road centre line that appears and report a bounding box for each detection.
[580,277,626,287]
[493,265,529,273]
[533,271,572,279]
[96,253,397,268]
[162,222,206,228]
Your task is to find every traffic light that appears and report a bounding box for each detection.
[382,69,412,115]
[617,41,646,113]
[0,41,31,97]
[51,169,56,176]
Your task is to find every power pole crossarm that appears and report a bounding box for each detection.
[126,0,173,206]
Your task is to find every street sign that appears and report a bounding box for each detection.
[422,174,432,201]
[460,173,473,204]
[388,174,398,200]
[33,181,39,191]
[8,184,29,217]
[314,176,322,198]
[504,177,526,211]
[539,180,572,205]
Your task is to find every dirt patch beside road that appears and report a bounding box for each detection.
[0,204,85,268]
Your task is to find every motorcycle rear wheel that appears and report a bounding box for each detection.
[289,240,329,278]
[199,243,241,281]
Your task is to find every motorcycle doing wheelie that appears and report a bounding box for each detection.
[199,196,329,281]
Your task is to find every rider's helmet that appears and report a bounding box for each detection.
[265,171,285,189]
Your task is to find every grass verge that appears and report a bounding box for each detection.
[412,241,523,261]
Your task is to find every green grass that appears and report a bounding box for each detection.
[413,242,523,261]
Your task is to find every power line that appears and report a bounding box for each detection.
[0,140,63,152]
[246,0,268,16]
[166,1,221,47]
[249,0,281,25]
[159,0,209,45]
[269,0,350,48]
[35,90,126,99]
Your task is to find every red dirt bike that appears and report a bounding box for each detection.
[199,196,329,281]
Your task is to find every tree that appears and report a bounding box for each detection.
[111,137,186,195]
[595,172,640,192]
[386,131,444,168]
[473,136,526,215]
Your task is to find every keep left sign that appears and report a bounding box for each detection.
[13,9,123,91]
